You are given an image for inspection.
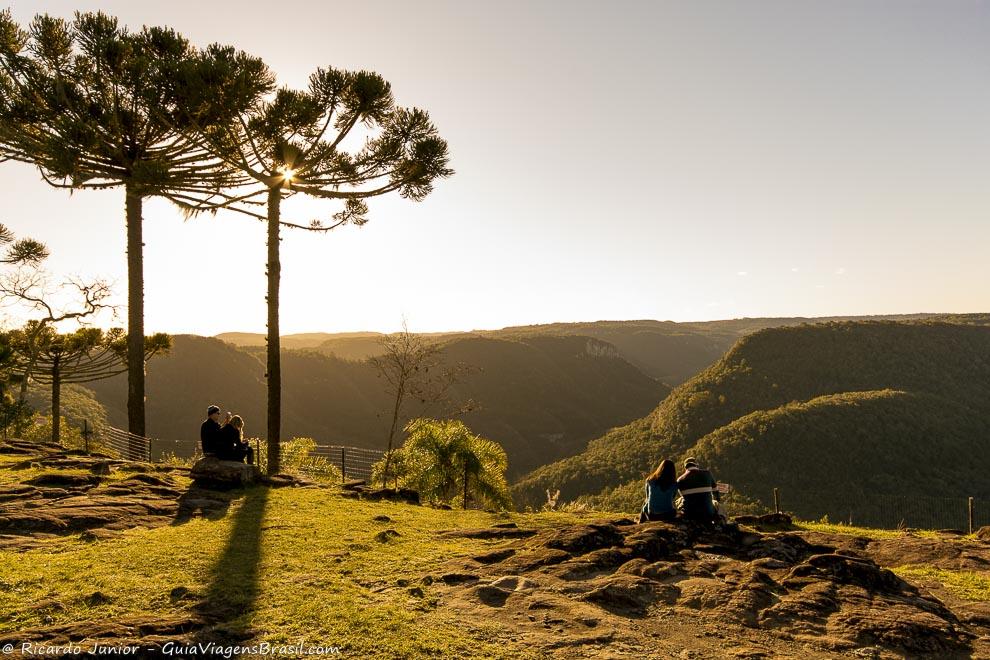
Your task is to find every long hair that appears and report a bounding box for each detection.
[646,459,675,490]
[224,415,244,439]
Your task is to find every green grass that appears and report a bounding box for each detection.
[0,484,596,658]
[794,520,905,540]
[893,565,990,601]
[795,520,975,541]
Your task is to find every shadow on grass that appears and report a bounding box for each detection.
[172,487,235,525]
[191,485,270,646]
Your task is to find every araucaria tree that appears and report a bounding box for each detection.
[9,325,170,445]
[188,64,453,474]
[0,11,267,437]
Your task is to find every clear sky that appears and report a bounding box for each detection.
[2,1,988,335]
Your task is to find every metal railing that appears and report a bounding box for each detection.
[304,444,385,481]
[87,427,385,483]
[98,426,152,462]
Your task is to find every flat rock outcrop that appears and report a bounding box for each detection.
[189,456,260,488]
[433,517,987,657]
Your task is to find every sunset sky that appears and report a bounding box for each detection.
[2,1,988,336]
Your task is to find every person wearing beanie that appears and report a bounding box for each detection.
[200,405,223,456]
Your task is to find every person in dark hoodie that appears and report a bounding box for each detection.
[676,457,720,522]
[200,405,223,456]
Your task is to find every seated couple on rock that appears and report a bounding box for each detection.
[200,405,254,464]
[638,457,722,524]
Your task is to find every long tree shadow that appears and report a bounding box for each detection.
[190,485,270,648]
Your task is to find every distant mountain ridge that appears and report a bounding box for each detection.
[511,320,990,516]
[86,332,668,477]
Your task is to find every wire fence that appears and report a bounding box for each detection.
[97,426,151,462]
[89,426,385,484]
[743,487,990,534]
[304,444,385,481]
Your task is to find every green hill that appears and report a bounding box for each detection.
[512,321,990,517]
[84,334,667,477]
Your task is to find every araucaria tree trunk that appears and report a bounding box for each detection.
[125,187,146,457]
[266,187,282,475]
[50,353,61,445]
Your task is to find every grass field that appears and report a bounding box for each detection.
[0,479,596,658]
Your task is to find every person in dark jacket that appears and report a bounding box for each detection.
[676,457,720,521]
[218,415,253,464]
[200,405,223,456]
[639,459,678,523]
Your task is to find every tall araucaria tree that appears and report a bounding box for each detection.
[185,63,452,474]
[0,10,271,437]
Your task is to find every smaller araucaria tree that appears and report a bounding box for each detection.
[0,223,48,266]
[8,325,170,445]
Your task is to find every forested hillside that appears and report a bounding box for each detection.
[512,321,990,515]
[85,334,667,476]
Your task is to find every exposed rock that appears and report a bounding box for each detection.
[734,513,795,530]
[433,516,982,656]
[0,484,41,502]
[437,526,536,540]
[189,456,260,489]
[473,548,515,564]
[374,529,401,542]
[358,487,420,504]
[89,461,112,476]
[546,522,624,554]
[24,472,102,489]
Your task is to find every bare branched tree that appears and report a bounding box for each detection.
[369,321,475,487]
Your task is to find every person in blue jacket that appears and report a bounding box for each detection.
[638,458,678,523]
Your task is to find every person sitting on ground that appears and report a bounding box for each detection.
[200,405,223,456]
[639,458,678,523]
[218,414,253,464]
[676,457,721,522]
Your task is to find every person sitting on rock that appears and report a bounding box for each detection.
[676,457,720,522]
[639,458,678,523]
[200,405,223,456]
[218,415,253,464]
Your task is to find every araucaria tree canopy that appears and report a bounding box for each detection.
[0,10,269,437]
[181,59,453,474]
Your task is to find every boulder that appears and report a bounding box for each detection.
[189,456,260,489]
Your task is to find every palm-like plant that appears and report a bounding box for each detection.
[181,62,452,474]
[377,418,512,510]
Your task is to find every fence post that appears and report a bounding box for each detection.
[773,488,780,514]
[81,419,92,454]
[341,446,346,483]
[969,497,974,535]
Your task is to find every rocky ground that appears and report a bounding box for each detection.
[0,439,234,550]
[432,515,990,658]
[1,439,989,658]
